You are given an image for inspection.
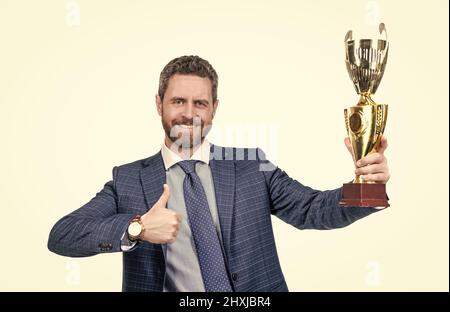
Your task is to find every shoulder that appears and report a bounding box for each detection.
[113,151,162,174]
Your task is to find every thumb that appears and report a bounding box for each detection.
[155,184,170,208]
[344,137,355,161]
[377,135,388,154]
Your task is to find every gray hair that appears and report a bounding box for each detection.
[158,55,218,102]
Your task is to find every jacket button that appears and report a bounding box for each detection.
[98,243,111,250]
[231,273,237,281]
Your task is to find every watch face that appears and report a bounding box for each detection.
[128,222,142,237]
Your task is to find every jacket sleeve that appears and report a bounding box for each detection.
[48,166,135,257]
[258,149,382,230]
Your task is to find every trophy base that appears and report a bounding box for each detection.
[339,183,389,208]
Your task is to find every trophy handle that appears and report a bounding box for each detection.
[379,23,388,41]
[344,30,352,42]
[345,23,387,42]
[344,108,350,136]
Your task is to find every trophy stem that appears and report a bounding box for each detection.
[354,175,363,183]
[357,92,377,106]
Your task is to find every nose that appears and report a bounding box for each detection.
[182,101,195,119]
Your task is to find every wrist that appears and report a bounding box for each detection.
[127,215,144,241]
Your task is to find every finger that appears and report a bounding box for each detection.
[344,137,352,154]
[344,137,355,159]
[172,219,180,230]
[355,163,386,176]
[378,135,388,155]
[168,236,177,244]
[357,153,384,167]
[156,184,171,207]
[344,137,357,165]
[360,173,390,183]
[175,213,182,223]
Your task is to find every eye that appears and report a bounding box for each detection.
[174,99,183,105]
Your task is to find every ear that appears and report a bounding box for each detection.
[156,94,163,116]
[212,99,219,118]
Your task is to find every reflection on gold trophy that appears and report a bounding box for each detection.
[339,23,390,208]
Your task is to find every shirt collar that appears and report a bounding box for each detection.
[161,138,211,170]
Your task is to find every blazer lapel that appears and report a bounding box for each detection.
[140,151,167,211]
[209,144,236,257]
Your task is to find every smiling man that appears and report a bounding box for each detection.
[158,69,217,156]
[48,55,390,292]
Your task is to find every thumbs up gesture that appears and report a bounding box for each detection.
[140,184,181,244]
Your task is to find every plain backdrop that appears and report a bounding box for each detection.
[0,0,448,291]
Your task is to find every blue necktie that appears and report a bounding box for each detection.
[177,160,233,292]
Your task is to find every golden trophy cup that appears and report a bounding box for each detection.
[339,23,390,208]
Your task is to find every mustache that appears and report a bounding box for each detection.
[173,117,204,126]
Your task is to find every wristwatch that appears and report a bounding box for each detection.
[127,215,144,241]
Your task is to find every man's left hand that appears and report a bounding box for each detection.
[344,135,390,184]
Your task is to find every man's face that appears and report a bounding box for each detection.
[156,74,218,149]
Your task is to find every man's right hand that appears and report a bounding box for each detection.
[140,184,181,244]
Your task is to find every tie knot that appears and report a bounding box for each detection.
[178,160,198,174]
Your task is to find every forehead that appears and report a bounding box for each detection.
[165,74,212,99]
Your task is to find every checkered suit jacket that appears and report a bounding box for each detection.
[48,144,378,291]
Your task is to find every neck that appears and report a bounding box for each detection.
[164,137,204,159]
